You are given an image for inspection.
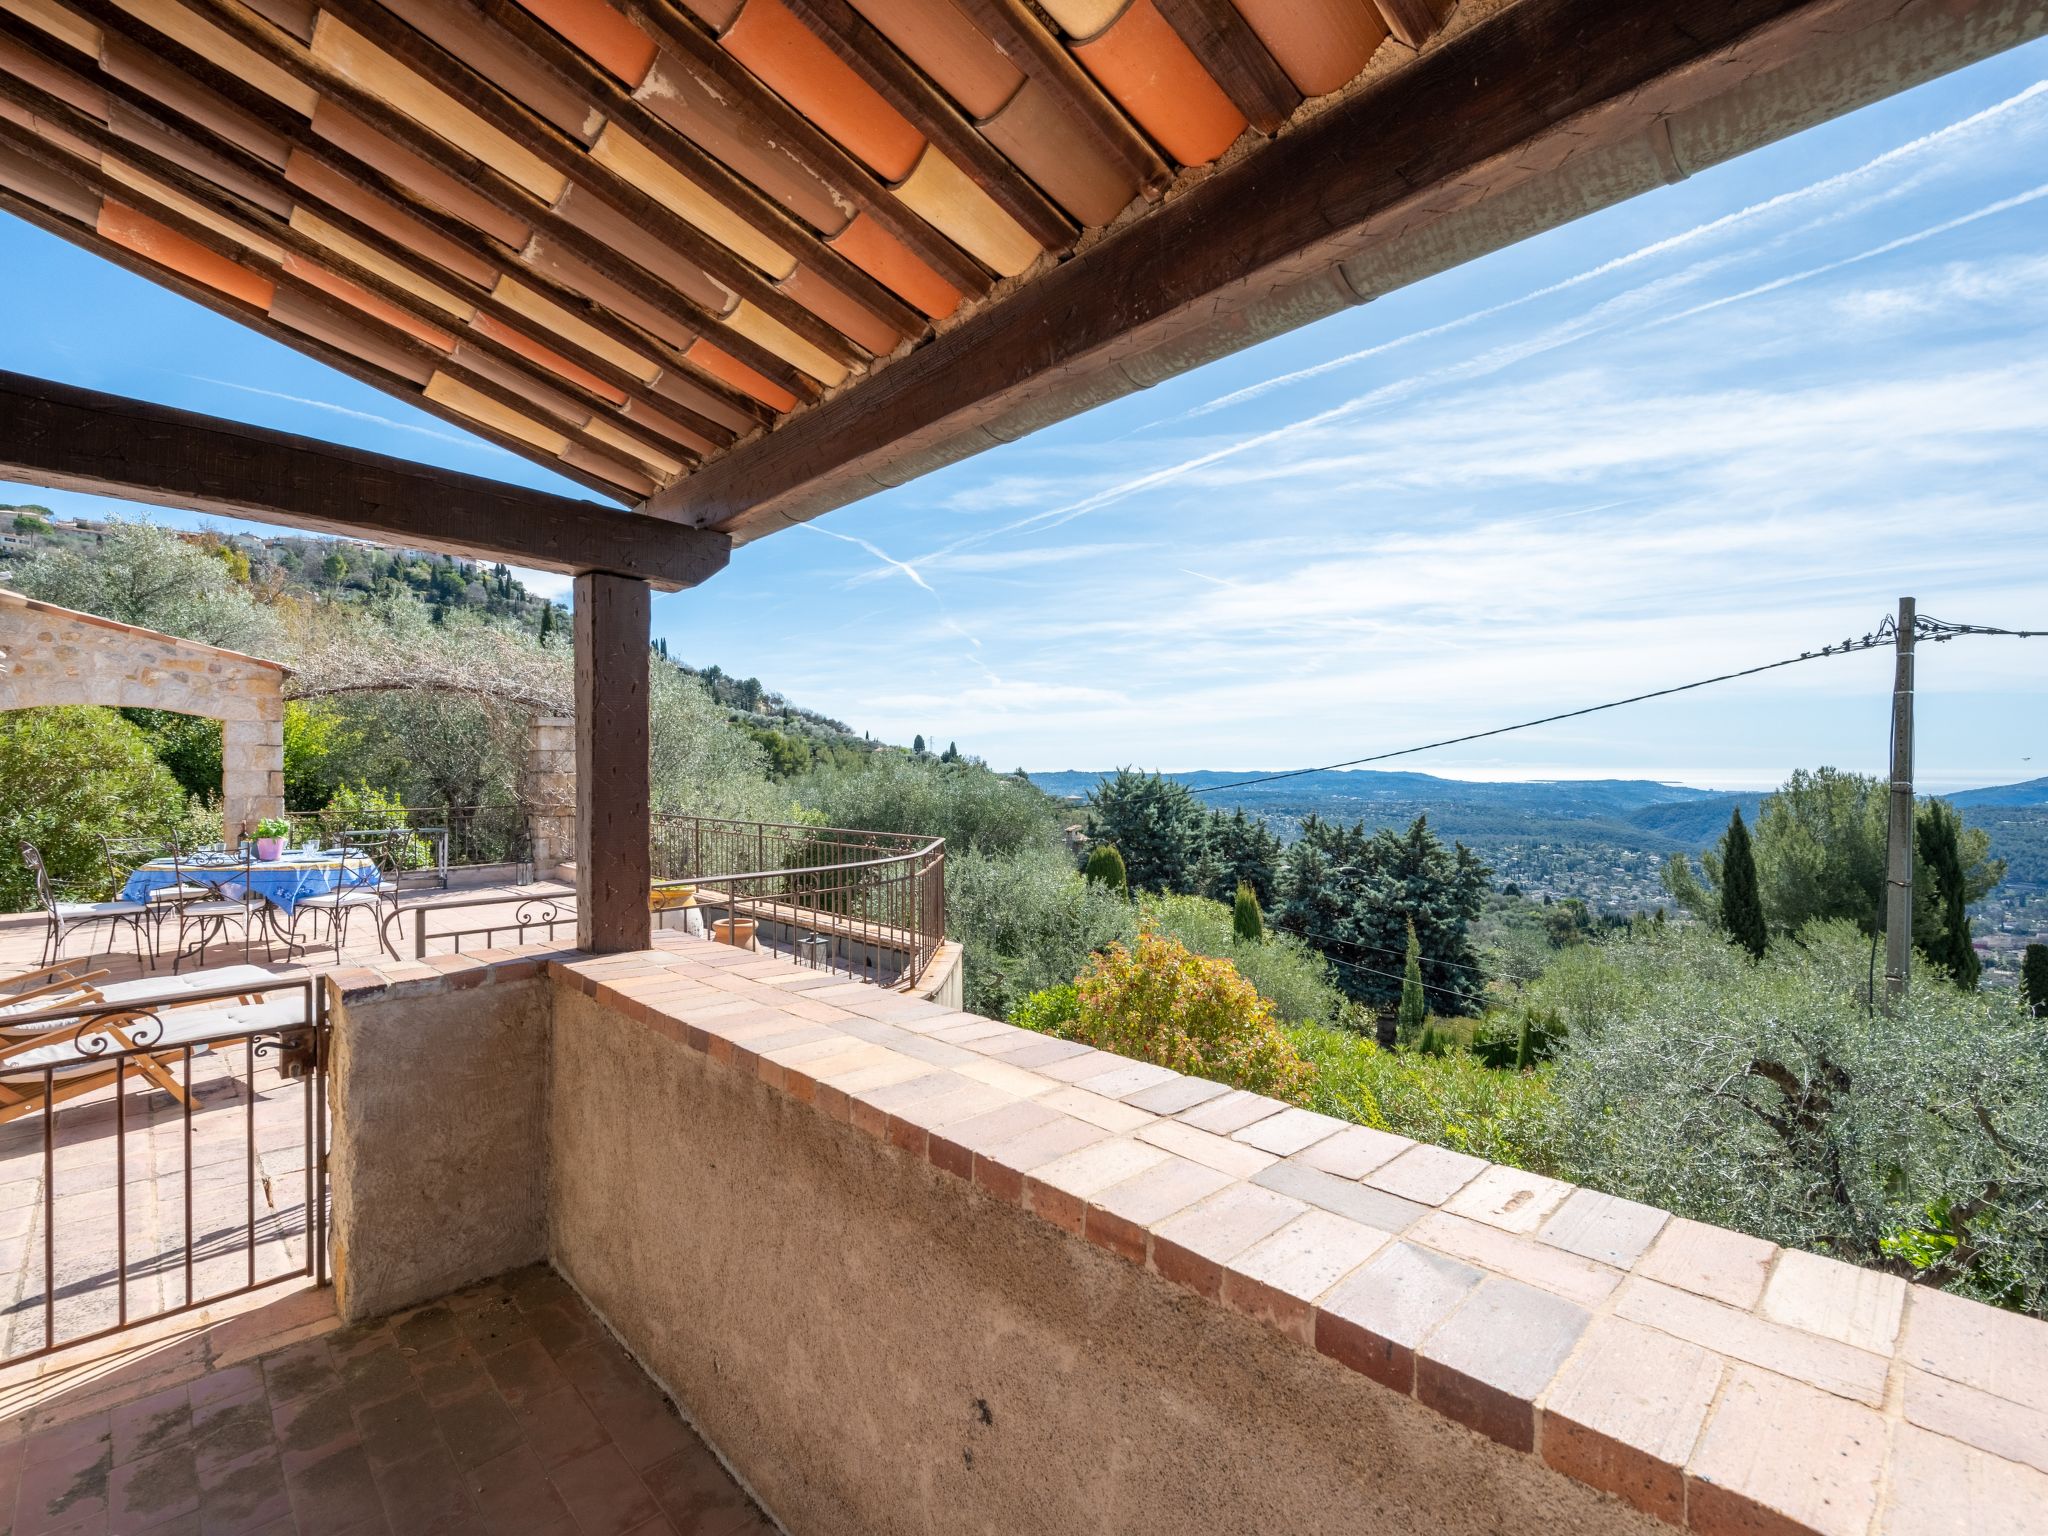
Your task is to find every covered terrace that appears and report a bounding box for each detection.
[1,0,2046,1532]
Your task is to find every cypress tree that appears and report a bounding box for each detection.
[1397,918,1427,1044]
[1232,881,1264,944]
[1083,843,1128,896]
[1916,801,1981,989]
[1720,808,1768,959]
[2023,943,2048,1018]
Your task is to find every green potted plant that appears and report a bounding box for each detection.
[252,816,292,861]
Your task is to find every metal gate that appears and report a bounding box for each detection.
[0,973,328,1364]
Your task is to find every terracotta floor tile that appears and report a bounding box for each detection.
[640,1439,761,1536]
[285,1442,386,1536]
[548,1442,659,1535]
[466,1441,577,1533]
[352,1390,438,1469]
[433,1384,526,1472]
[109,1441,201,1529]
[110,1383,193,1467]
[483,1338,569,1408]
[514,1385,611,1469]
[369,1444,476,1531]
[197,1448,291,1535]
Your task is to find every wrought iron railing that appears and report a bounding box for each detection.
[652,815,946,987]
[398,816,947,987]
[282,803,532,871]
[0,975,327,1362]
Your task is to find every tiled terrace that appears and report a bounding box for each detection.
[0,1266,767,1535]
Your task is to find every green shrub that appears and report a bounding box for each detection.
[0,707,185,910]
[1083,843,1128,894]
[1013,983,1080,1036]
[1290,1023,1562,1169]
[1140,891,1344,1025]
[1068,929,1316,1101]
[947,846,1137,1021]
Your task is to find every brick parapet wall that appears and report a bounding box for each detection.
[328,937,2048,1535]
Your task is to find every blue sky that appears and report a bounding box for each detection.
[5,41,2046,791]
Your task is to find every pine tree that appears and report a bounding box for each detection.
[912,734,926,755]
[1083,844,1128,896]
[1397,918,1427,1045]
[1232,881,1264,944]
[1915,800,1981,989]
[537,603,554,643]
[1719,808,1768,959]
[2023,943,2048,1018]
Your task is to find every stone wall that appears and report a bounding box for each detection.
[326,960,551,1323]
[1,587,285,842]
[522,716,576,879]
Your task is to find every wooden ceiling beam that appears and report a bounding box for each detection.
[303,0,866,374]
[1154,0,1300,133]
[951,0,1171,196]
[779,0,1076,251]
[610,0,994,297]
[1372,0,1450,49]
[644,0,1913,537]
[0,185,634,501]
[0,41,731,465]
[0,119,676,496]
[0,369,727,589]
[69,0,821,403]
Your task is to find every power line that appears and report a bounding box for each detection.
[1190,616,2040,797]
[1316,951,1494,1011]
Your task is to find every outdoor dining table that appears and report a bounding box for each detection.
[121,850,381,915]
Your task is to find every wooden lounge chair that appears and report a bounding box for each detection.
[0,965,301,1128]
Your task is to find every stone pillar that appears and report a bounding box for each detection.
[573,573,651,954]
[523,715,577,880]
[220,690,285,846]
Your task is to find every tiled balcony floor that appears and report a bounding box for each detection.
[0,1266,769,1534]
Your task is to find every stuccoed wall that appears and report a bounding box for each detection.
[545,984,1654,1536]
[327,967,549,1323]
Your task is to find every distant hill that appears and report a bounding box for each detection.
[1027,767,2048,932]
[1950,776,2048,808]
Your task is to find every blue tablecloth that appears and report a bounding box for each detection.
[122,854,380,915]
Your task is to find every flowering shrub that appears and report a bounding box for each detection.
[1071,929,1316,1101]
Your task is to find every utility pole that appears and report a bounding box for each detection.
[1883,596,1915,1010]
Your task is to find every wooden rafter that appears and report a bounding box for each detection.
[779,0,1075,251]
[0,370,729,589]
[66,0,823,402]
[951,0,1171,196]
[1153,0,1300,133]
[0,42,731,465]
[611,0,995,299]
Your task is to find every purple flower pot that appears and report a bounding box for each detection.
[255,837,283,861]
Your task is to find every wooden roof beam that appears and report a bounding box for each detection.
[1154,0,1300,134]
[778,0,1076,251]
[0,42,731,465]
[0,369,727,589]
[647,0,2045,538]
[0,184,637,501]
[951,0,1171,196]
[610,0,994,297]
[71,0,821,403]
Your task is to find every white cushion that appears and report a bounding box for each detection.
[55,901,145,916]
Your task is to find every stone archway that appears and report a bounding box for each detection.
[0,587,286,843]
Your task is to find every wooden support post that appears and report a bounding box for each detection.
[574,573,652,954]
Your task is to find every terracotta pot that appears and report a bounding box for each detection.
[713,916,758,951]
[255,837,283,861]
